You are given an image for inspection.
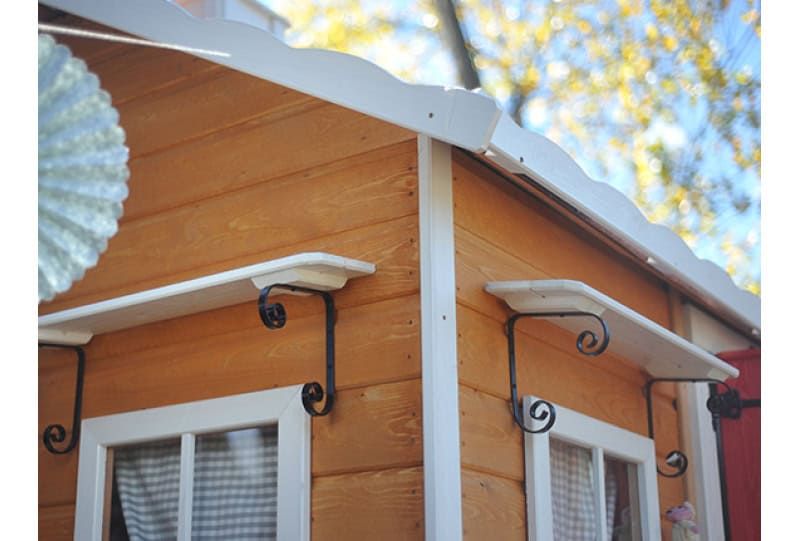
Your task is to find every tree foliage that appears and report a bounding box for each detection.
[268,0,761,293]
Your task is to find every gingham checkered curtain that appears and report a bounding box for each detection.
[549,439,619,540]
[115,439,182,541]
[192,426,279,539]
[115,426,278,540]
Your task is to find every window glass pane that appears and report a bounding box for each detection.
[549,438,598,541]
[192,425,278,540]
[605,455,642,541]
[112,438,182,541]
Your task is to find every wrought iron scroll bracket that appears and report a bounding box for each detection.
[39,342,86,455]
[259,283,335,417]
[643,377,742,477]
[507,311,610,434]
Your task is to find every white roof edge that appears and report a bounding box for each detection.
[42,0,760,336]
[486,113,760,335]
[41,0,502,152]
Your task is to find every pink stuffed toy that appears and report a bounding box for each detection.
[666,501,700,541]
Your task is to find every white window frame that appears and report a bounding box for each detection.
[523,395,661,541]
[74,385,311,541]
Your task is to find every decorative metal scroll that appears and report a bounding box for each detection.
[39,343,86,454]
[258,283,335,417]
[507,311,610,433]
[644,377,743,478]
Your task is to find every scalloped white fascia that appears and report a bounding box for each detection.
[487,113,760,335]
[41,0,502,152]
[41,0,759,337]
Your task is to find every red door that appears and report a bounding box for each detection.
[717,349,760,541]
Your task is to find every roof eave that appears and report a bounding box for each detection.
[41,0,761,338]
[41,0,503,152]
[486,113,761,337]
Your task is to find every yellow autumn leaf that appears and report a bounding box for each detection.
[620,63,635,81]
[534,24,550,44]
[521,65,540,89]
[741,9,759,24]
[634,56,651,76]
[745,282,760,295]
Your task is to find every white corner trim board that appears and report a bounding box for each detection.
[485,280,739,381]
[38,252,375,345]
[418,136,463,539]
[42,0,759,338]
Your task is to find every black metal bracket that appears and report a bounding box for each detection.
[258,283,335,417]
[39,342,86,454]
[644,377,742,477]
[507,311,610,433]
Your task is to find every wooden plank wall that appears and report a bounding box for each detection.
[38,15,423,539]
[452,151,687,540]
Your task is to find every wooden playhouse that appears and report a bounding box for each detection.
[38,1,761,539]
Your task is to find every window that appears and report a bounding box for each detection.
[74,385,310,541]
[523,396,661,540]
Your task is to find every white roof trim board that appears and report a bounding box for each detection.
[41,0,502,152]
[486,115,761,337]
[42,0,760,336]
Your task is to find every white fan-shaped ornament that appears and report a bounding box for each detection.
[38,33,130,303]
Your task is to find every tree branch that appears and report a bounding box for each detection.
[433,0,481,89]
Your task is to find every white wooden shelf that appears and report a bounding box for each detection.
[484,280,739,381]
[39,252,376,345]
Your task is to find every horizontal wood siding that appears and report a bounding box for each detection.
[39,504,75,540]
[40,28,416,313]
[312,466,424,539]
[38,26,422,539]
[462,469,527,540]
[452,151,685,539]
